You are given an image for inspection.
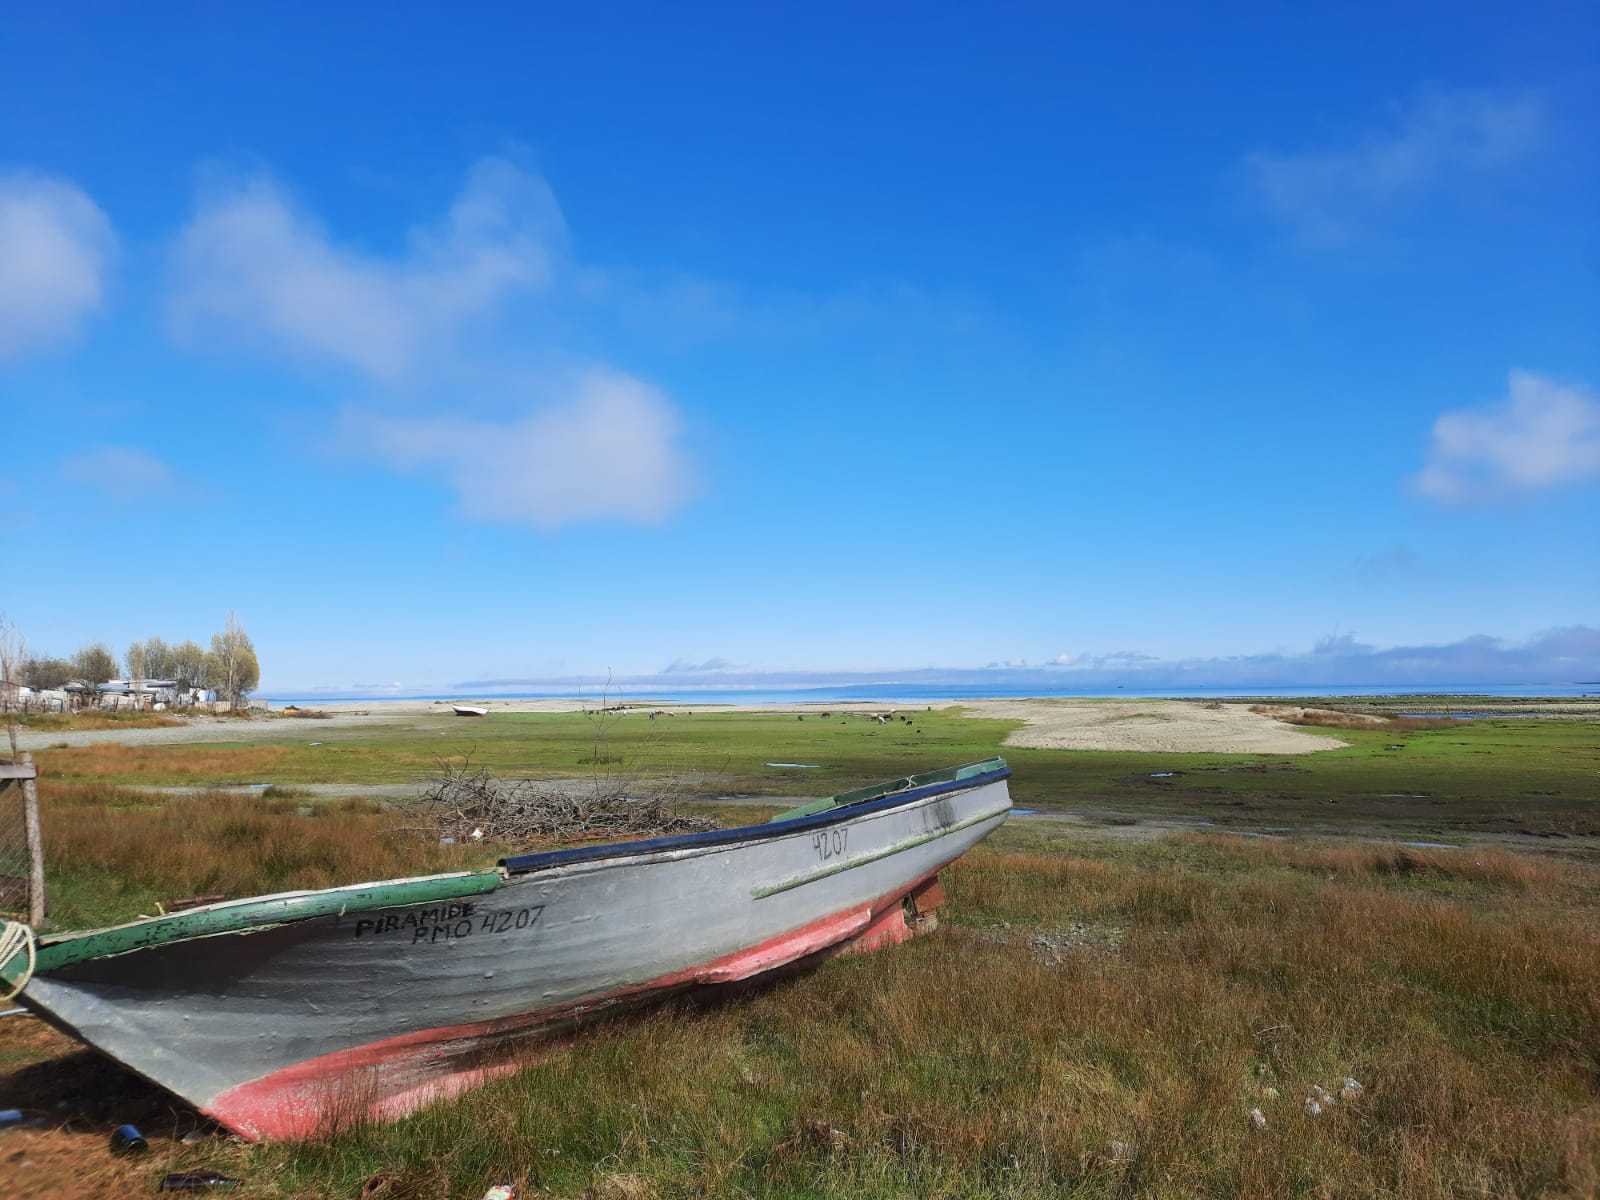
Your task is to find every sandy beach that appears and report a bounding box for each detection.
[960,698,1346,753]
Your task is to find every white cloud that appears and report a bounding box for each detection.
[659,657,746,675]
[1246,90,1546,245]
[0,171,116,361]
[60,446,176,500]
[1045,650,1159,670]
[169,158,562,381]
[452,626,1600,690]
[1413,371,1600,503]
[358,368,692,528]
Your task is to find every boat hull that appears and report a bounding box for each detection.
[21,771,1010,1139]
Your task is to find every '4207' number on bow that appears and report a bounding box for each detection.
[813,828,848,862]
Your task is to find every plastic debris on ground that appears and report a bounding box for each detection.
[159,1171,241,1191]
[109,1123,148,1153]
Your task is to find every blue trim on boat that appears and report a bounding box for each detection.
[499,765,1013,875]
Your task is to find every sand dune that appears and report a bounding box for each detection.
[962,699,1347,754]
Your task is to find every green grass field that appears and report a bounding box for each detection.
[4,705,1599,1197]
[35,704,1600,838]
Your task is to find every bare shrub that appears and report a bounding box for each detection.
[417,758,713,845]
[418,684,714,846]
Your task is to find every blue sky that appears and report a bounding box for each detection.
[3,3,1597,690]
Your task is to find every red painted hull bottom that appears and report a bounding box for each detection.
[205,874,948,1141]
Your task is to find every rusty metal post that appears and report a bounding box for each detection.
[19,753,43,926]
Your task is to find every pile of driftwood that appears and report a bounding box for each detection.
[417,760,714,845]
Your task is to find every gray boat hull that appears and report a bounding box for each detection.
[22,773,1011,1138]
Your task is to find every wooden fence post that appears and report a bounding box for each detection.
[20,752,43,926]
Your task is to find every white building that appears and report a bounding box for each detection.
[97,680,216,709]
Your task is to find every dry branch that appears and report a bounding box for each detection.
[416,757,714,845]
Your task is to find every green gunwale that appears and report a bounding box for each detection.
[6,870,502,985]
[768,757,1007,821]
[4,756,1007,989]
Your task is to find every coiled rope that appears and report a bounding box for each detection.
[0,920,36,1001]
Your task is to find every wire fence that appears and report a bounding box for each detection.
[0,752,44,926]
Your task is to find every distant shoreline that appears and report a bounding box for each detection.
[256,683,1600,708]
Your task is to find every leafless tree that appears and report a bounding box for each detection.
[126,641,146,708]
[207,612,260,709]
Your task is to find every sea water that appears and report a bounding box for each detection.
[260,682,1597,706]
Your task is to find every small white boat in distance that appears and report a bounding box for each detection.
[451,704,489,717]
[3,758,1012,1140]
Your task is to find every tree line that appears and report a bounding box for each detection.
[15,613,261,708]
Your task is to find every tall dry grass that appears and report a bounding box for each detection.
[1249,704,1465,732]
[266,834,1600,1198]
[1174,832,1574,892]
[35,742,297,790]
[36,743,294,782]
[38,782,482,923]
[15,710,182,732]
[11,786,1598,1196]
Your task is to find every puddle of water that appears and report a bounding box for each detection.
[765,762,821,769]
[1011,807,1040,816]
[1402,840,1458,850]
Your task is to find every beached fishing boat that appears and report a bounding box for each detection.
[451,704,489,716]
[1,758,1011,1140]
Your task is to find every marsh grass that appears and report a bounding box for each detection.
[1249,704,1465,733]
[15,709,182,731]
[37,742,297,784]
[3,786,1598,1198]
[251,830,1599,1199]
[35,782,495,929]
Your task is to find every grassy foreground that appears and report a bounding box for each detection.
[2,803,1597,1198]
[4,708,1598,1196]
